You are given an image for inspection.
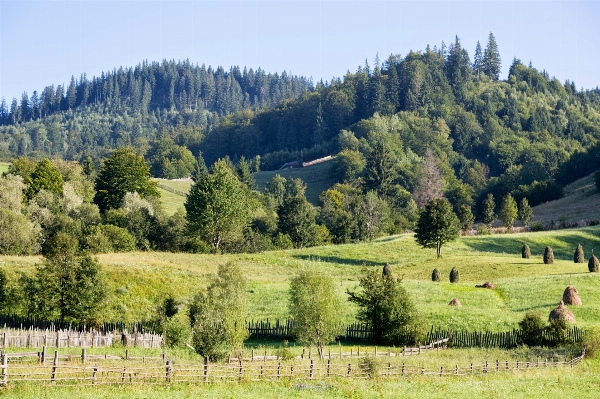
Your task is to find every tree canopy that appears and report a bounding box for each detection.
[414,198,460,257]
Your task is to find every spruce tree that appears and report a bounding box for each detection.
[473,41,483,79]
[481,193,496,228]
[483,32,502,80]
[518,198,533,227]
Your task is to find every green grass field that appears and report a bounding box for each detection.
[0,162,9,175]
[3,226,600,397]
[254,160,336,204]
[3,226,600,331]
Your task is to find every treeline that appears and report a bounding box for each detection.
[2,33,600,220]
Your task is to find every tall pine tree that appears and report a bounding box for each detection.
[483,32,502,81]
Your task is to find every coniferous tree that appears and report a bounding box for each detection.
[483,32,502,80]
[481,193,496,228]
[518,198,533,227]
[473,41,483,79]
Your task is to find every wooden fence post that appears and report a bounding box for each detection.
[239,358,243,380]
[310,359,314,379]
[455,365,458,375]
[204,357,209,382]
[51,350,58,383]
[388,362,391,376]
[496,359,499,372]
[165,360,172,382]
[402,363,405,376]
[277,362,281,380]
[92,364,98,385]
[1,354,7,386]
[82,348,86,364]
[327,359,331,377]
[41,346,46,365]
[2,333,6,348]
[121,367,126,384]
[347,363,352,376]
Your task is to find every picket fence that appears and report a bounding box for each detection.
[0,327,162,349]
[0,348,585,386]
[248,320,583,348]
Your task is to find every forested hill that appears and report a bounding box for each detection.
[0,59,312,160]
[2,33,600,213]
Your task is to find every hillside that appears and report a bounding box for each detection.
[253,160,336,204]
[3,226,600,331]
[532,174,600,225]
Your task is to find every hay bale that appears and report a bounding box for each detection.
[431,268,441,282]
[382,263,393,278]
[449,267,460,283]
[562,286,582,306]
[522,244,530,259]
[548,300,576,323]
[477,281,496,289]
[543,246,554,264]
[448,298,462,307]
[588,250,599,272]
[574,244,585,263]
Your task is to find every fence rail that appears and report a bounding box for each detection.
[0,348,585,386]
[157,183,187,197]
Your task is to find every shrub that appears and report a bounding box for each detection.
[574,244,585,263]
[582,326,600,358]
[359,355,381,379]
[449,267,460,283]
[546,318,571,345]
[164,315,192,349]
[431,268,441,282]
[522,244,530,259]
[476,225,490,235]
[543,246,554,264]
[518,312,545,346]
[588,251,599,272]
[530,221,545,232]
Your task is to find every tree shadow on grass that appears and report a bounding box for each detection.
[292,254,388,267]
[513,303,558,312]
[461,230,600,260]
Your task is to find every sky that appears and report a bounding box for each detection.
[0,0,598,101]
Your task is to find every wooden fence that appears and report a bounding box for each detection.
[0,348,585,386]
[248,320,584,348]
[0,327,162,349]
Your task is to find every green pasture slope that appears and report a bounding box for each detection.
[3,227,600,397]
[253,160,336,204]
[0,162,9,174]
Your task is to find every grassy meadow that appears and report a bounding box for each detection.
[3,226,600,331]
[2,226,600,397]
[253,160,335,204]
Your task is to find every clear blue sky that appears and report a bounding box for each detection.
[0,0,598,101]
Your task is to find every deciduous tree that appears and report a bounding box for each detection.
[414,198,459,257]
[289,270,344,358]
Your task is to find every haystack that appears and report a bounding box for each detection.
[431,268,441,282]
[543,246,554,264]
[477,281,497,289]
[548,300,576,323]
[448,298,462,307]
[382,263,393,278]
[522,244,530,259]
[588,250,599,273]
[574,244,585,263]
[562,286,582,306]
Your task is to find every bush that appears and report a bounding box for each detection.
[543,246,554,264]
[99,224,136,252]
[574,244,585,263]
[164,315,192,349]
[530,221,545,232]
[546,318,571,345]
[431,268,441,282]
[359,355,381,379]
[522,244,530,259]
[588,252,599,272]
[519,312,545,346]
[582,326,600,358]
[449,267,459,283]
[476,225,490,235]
[273,233,294,249]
